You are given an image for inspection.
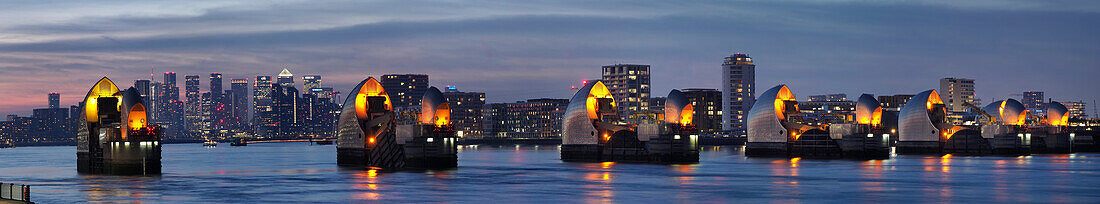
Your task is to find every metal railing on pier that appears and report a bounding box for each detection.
[0,182,30,203]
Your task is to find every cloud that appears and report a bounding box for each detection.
[0,0,1098,116]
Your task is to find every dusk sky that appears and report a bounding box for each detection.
[1,0,1098,116]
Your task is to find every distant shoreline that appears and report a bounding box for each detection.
[4,137,746,148]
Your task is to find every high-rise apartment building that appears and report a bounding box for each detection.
[722,53,755,135]
[442,86,485,138]
[1022,91,1045,114]
[680,88,723,133]
[601,64,651,123]
[1063,101,1089,119]
[939,78,979,112]
[381,74,429,108]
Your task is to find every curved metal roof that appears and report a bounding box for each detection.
[898,89,943,142]
[664,89,692,124]
[562,81,614,145]
[1047,101,1069,126]
[81,77,121,123]
[982,99,1027,125]
[419,86,450,126]
[337,77,392,148]
[119,87,148,140]
[747,85,795,143]
[855,94,882,125]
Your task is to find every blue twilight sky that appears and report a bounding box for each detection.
[0,0,1098,116]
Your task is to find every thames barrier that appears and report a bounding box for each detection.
[335,77,458,169]
[76,77,162,175]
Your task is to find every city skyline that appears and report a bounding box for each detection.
[0,1,1098,116]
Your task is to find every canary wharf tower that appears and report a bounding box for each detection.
[722,53,755,136]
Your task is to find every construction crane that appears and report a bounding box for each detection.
[962,102,994,125]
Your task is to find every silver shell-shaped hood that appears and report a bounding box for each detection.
[898,89,941,142]
[982,99,1027,125]
[420,86,446,125]
[855,94,882,125]
[562,81,609,145]
[747,85,794,143]
[664,89,691,124]
[1047,101,1069,126]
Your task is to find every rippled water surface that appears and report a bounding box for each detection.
[1,143,1098,203]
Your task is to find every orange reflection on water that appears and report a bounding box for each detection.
[940,154,952,173]
[351,169,383,200]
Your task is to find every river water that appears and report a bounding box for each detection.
[0,142,1097,203]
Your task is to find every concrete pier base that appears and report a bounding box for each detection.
[943,130,992,156]
[789,132,842,158]
[840,133,890,159]
[990,133,1028,156]
[1036,133,1073,154]
[745,142,788,157]
[561,144,602,162]
[647,135,699,163]
[896,141,941,155]
[337,147,368,167]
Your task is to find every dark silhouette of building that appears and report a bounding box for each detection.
[49,92,60,109]
[483,98,568,139]
[878,94,914,111]
[680,88,723,133]
[442,86,485,138]
[381,74,429,108]
[184,75,202,137]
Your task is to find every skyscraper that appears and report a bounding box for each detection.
[601,64,651,123]
[443,86,486,138]
[135,80,152,98]
[209,73,223,100]
[381,74,429,108]
[680,88,723,133]
[303,75,321,92]
[159,72,184,139]
[253,76,273,137]
[184,75,202,136]
[277,68,294,90]
[722,53,755,135]
[939,78,979,112]
[48,92,59,109]
[230,78,250,130]
[271,84,300,138]
[1022,91,1045,114]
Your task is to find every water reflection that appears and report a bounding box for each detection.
[768,158,801,198]
[577,162,616,203]
[3,143,1098,203]
[78,175,161,203]
[350,169,382,201]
